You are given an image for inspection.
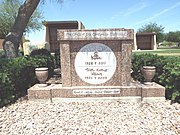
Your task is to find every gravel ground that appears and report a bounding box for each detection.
[0,99,180,135]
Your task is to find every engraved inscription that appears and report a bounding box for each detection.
[73,89,120,95]
[62,30,128,40]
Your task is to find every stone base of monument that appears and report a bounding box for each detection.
[28,82,165,102]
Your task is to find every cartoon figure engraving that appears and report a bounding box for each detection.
[91,51,102,60]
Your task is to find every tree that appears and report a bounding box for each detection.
[0,0,44,36]
[0,0,18,36]
[166,31,180,47]
[2,0,63,58]
[137,22,165,43]
[0,0,43,40]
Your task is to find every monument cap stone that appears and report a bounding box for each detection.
[58,28,133,41]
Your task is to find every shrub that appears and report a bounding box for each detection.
[0,49,5,58]
[0,56,52,107]
[54,50,60,68]
[158,56,180,100]
[132,53,180,103]
[30,49,54,77]
[131,54,166,83]
[30,48,51,56]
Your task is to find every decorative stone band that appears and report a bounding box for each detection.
[57,29,134,40]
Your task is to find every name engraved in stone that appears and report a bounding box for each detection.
[73,89,120,95]
[63,30,128,40]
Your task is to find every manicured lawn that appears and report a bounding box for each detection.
[133,48,180,56]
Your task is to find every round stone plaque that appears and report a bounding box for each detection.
[75,43,116,84]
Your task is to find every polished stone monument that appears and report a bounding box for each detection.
[59,29,133,87]
[28,28,165,102]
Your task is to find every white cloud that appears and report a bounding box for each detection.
[123,2,147,16]
[111,1,148,20]
[134,1,180,25]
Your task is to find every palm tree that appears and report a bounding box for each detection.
[3,0,63,58]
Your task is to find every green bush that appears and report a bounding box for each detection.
[158,57,180,100]
[54,50,60,68]
[131,54,165,82]
[30,48,51,56]
[30,49,54,77]
[0,49,5,58]
[132,53,180,103]
[0,56,53,107]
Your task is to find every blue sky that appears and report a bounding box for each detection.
[27,0,180,42]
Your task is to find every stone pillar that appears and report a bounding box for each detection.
[60,41,72,87]
[121,41,132,86]
[133,32,137,50]
[45,26,50,43]
[153,34,157,50]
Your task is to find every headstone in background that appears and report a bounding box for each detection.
[3,41,17,58]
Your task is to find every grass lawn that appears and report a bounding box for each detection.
[133,48,180,56]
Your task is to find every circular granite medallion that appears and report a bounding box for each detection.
[75,43,116,84]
